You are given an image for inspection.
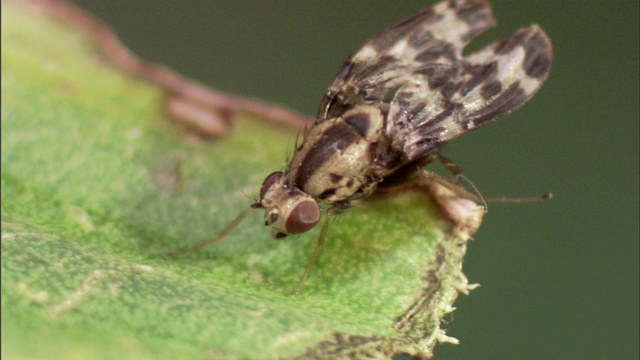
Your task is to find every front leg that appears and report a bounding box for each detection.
[290,201,350,295]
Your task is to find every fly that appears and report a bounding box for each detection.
[169,0,553,294]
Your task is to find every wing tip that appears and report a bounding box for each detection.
[491,24,553,81]
[520,24,554,80]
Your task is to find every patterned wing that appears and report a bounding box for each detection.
[386,25,553,161]
[316,0,496,122]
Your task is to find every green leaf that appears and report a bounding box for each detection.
[1,2,483,359]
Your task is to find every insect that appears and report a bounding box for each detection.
[170,0,553,294]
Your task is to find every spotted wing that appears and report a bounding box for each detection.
[316,0,496,122]
[386,25,553,162]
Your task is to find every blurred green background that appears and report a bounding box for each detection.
[70,1,639,359]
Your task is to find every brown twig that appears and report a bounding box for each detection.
[29,0,311,136]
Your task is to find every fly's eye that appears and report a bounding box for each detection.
[260,171,284,199]
[285,200,321,234]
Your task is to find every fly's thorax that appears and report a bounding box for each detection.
[259,171,321,238]
[287,105,386,203]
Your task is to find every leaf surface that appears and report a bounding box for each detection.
[1,3,482,359]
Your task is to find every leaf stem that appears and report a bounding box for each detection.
[30,0,311,136]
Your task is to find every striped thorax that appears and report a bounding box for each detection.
[260,105,387,238]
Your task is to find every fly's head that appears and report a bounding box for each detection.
[259,171,321,239]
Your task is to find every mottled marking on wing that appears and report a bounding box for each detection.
[387,25,553,161]
[456,25,553,129]
[384,65,460,162]
[317,0,496,122]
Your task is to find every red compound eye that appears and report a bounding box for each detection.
[260,171,284,199]
[285,200,321,234]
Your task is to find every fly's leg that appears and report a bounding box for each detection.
[289,214,330,296]
[290,202,349,296]
[426,153,463,179]
[376,169,552,221]
[376,170,482,206]
[422,153,553,204]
